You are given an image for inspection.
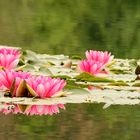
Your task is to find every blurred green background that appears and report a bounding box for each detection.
[0,0,140,58]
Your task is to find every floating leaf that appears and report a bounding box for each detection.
[132,82,140,87]
[129,59,137,67]
[107,81,129,86]
[75,72,114,83]
[110,68,130,74]
[65,80,88,89]
[48,61,55,65]
[52,91,71,98]
[71,55,82,60]
[52,75,71,80]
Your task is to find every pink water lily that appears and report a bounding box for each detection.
[0,70,66,98]
[0,70,31,94]
[78,60,105,76]
[86,50,114,65]
[26,76,66,98]
[0,48,21,69]
[0,103,65,116]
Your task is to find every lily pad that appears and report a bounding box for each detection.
[75,72,114,83]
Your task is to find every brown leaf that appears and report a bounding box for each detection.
[135,65,140,75]
[16,80,28,97]
[10,78,16,97]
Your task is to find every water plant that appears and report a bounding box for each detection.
[0,48,21,69]
[78,50,114,76]
[0,47,139,116]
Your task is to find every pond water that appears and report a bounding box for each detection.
[0,104,140,140]
[0,0,140,59]
[0,1,140,140]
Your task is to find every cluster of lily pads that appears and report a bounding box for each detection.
[0,47,116,98]
[0,46,139,115]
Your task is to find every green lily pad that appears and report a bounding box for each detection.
[110,69,131,74]
[107,81,129,86]
[52,75,71,80]
[75,72,114,83]
[65,80,88,89]
[71,55,82,60]
[132,82,140,87]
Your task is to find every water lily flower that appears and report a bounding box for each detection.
[26,76,66,98]
[0,48,21,69]
[78,60,105,76]
[0,70,66,98]
[0,70,31,95]
[86,50,114,65]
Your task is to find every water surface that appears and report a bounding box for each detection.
[0,104,140,140]
[0,0,140,58]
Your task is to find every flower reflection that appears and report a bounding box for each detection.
[0,103,65,116]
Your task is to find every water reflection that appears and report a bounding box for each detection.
[0,104,140,140]
[0,103,65,116]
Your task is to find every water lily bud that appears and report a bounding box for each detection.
[63,60,72,68]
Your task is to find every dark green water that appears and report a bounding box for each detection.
[0,0,140,58]
[0,1,140,140]
[1,104,140,140]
